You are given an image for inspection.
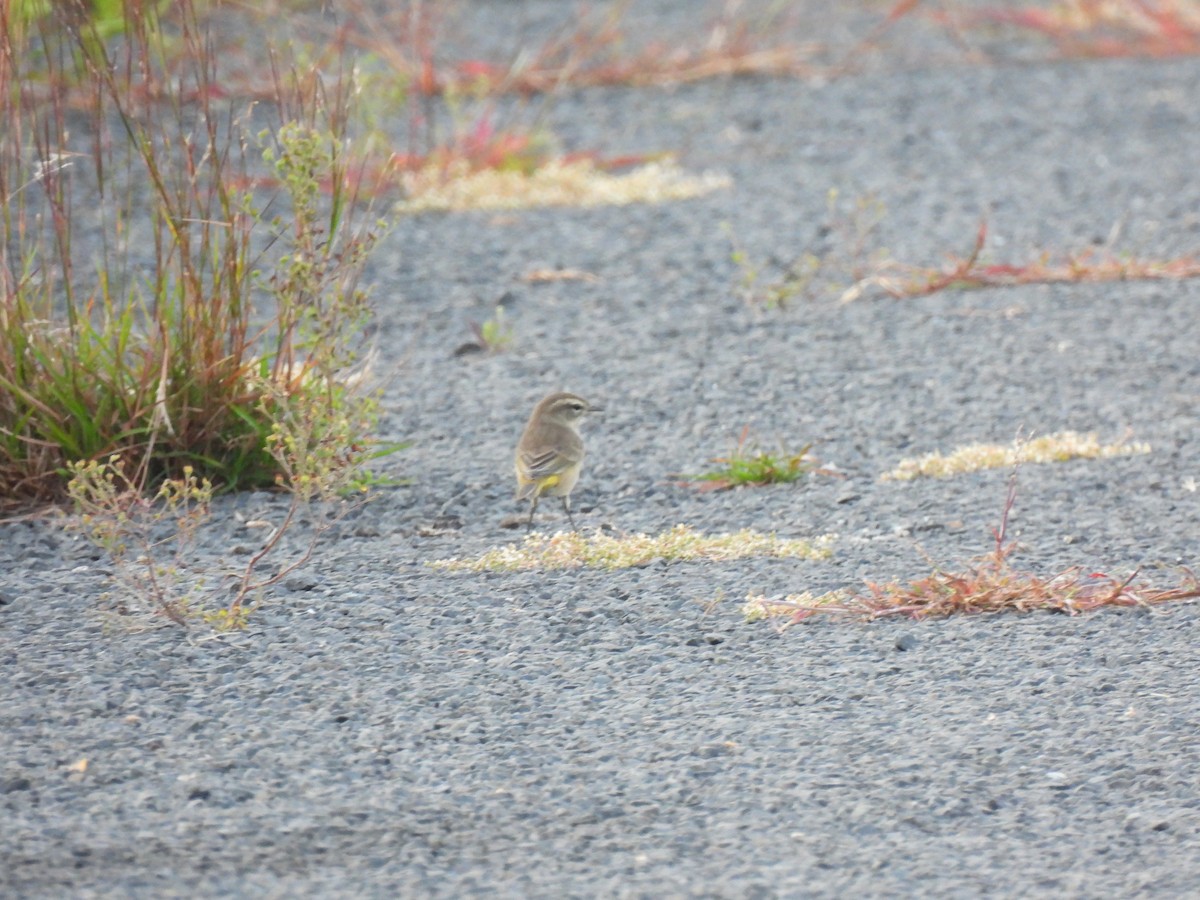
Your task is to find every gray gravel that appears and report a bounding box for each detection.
[5,2,1200,897]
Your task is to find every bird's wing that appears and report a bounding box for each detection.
[519,443,582,482]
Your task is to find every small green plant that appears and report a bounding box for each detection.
[462,305,515,354]
[730,189,889,307]
[678,426,818,492]
[68,457,214,625]
[726,223,820,309]
[66,347,381,628]
[67,422,369,629]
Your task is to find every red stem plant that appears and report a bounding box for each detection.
[332,0,825,96]
[780,471,1200,624]
[954,0,1200,58]
[856,221,1200,300]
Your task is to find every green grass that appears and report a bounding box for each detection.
[679,427,817,492]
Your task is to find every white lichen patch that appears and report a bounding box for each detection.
[881,431,1151,481]
[396,159,731,214]
[430,523,836,573]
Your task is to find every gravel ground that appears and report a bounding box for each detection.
[4,2,1200,897]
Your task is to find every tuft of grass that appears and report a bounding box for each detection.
[678,426,819,492]
[4,1,397,627]
[745,471,1200,626]
[1,0,387,506]
[882,431,1151,481]
[335,105,720,213]
[745,560,1200,625]
[430,524,837,573]
[270,2,737,213]
[393,157,731,214]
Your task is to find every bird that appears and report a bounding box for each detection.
[514,391,601,531]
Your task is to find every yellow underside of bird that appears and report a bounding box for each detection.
[517,473,565,500]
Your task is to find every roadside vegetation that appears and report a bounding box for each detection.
[4,0,1198,628]
[2,0,388,625]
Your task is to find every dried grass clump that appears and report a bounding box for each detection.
[430,524,836,572]
[396,159,731,213]
[744,477,1200,627]
[882,431,1150,481]
[746,555,1199,626]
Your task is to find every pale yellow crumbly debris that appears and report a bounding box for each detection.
[396,159,731,214]
[521,268,600,283]
[430,523,836,572]
[742,590,852,623]
[881,431,1151,481]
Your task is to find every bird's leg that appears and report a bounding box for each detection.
[526,494,540,532]
[561,495,578,531]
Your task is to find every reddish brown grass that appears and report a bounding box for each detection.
[965,0,1200,58]
[851,221,1200,300]
[774,474,1200,624]
[329,1,824,96]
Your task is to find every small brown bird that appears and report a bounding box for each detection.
[514,391,601,531]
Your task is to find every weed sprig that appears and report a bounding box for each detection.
[679,427,819,492]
